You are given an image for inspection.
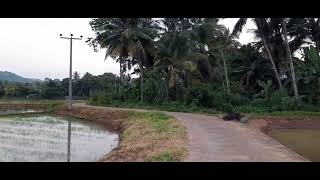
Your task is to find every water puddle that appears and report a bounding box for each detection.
[0,115,118,162]
[268,129,320,162]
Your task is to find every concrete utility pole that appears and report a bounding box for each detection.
[60,33,82,162]
[60,33,83,110]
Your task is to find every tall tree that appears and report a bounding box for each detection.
[208,26,240,95]
[281,18,299,98]
[88,18,161,103]
[232,18,283,89]
[287,18,320,52]
[73,71,80,82]
[154,18,217,99]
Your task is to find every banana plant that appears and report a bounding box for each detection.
[256,80,274,99]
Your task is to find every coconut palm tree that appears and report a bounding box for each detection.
[232,18,283,89]
[286,18,320,52]
[281,18,299,98]
[230,44,275,93]
[88,18,161,103]
[153,18,217,99]
[208,26,240,95]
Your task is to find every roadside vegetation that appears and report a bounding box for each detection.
[86,18,320,116]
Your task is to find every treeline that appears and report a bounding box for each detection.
[0,71,122,100]
[85,18,320,113]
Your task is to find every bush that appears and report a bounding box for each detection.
[228,93,249,106]
[251,98,267,107]
[221,103,234,112]
[208,90,250,112]
[300,103,320,112]
[268,89,302,111]
[40,87,64,99]
[268,89,288,107]
[280,97,301,111]
[89,91,111,105]
[184,84,212,107]
[233,105,267,113]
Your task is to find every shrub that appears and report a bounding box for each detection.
[228,93,249,106]
[300,103,320,112]
[184,84,212,107]
[251,98,267,107]
[268,89,289,107]
[221,103,234,112]
[280,97,301,111]
[89,91,111,105]
[233,105,267,113]
[209,90,227,110]
[268,89,302,111]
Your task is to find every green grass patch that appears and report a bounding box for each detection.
[105,111,188,162]
[148,151,184,162]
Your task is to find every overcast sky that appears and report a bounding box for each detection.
[0,18,255,80]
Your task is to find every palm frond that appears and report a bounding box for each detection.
[231,18,248,38]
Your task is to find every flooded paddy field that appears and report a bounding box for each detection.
[0,108,42,115]
[268,129,320,161]
[249,118,320,162]
[0,114,119,162]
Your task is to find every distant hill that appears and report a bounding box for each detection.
[0,71,42,83]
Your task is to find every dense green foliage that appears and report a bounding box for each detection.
[85,18,320,113]
[0,71,114,100]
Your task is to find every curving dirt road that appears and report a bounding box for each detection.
[74,103,308,162]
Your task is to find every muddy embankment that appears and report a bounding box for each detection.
[0,104,49,111]
[55,105,127,133]
[248,116,320,133]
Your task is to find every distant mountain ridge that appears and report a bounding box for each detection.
[0,71,42,83]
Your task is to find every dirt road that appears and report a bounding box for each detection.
[74,103,308,162]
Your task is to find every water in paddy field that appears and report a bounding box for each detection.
[0,108,42,115]
[0,115,119,162]
[268,129,320,162]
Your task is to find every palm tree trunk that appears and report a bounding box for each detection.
[139,61,144,103]
[136,40,146,104]
[119,60,122,95]
[261,36,283,89]
[281,19,299,98]
[316,41,320,53]
[220,49,230,95]
[114,76,117,95]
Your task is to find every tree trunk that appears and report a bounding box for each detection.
[114,76,117,95]
[261,36,283,89]
[316,41,320,53]
[220,50,230,95]
[281,18,299,98]
[136,40,146,104]
[139,61,144,103]
[119,60,122,95]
